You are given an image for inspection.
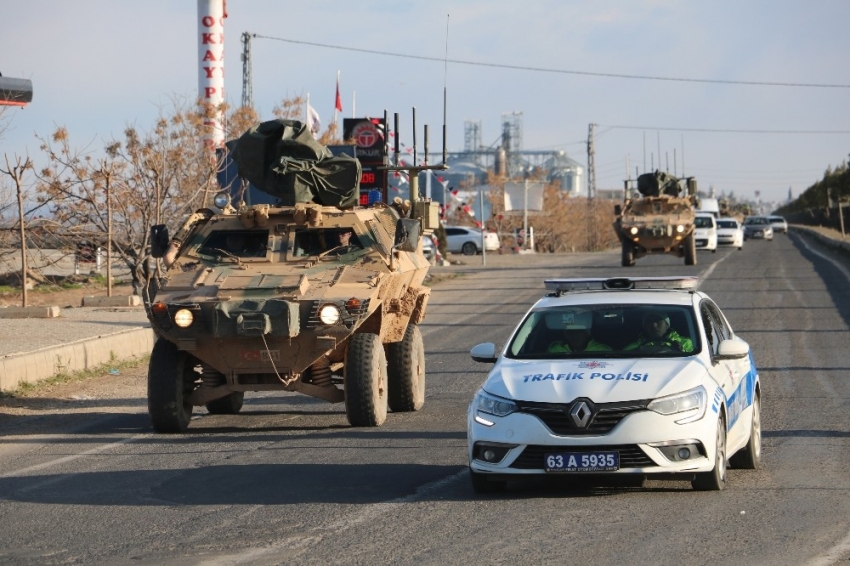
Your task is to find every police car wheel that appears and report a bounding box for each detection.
[692,416,727,491]
[469,468,506,494]
[730,393,762,470]
[147,339,194,433]
[344,333,389,427]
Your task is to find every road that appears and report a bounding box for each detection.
[1,232,849,566]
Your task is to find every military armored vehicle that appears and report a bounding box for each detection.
[145,119,439,432]
[613,170,700,267]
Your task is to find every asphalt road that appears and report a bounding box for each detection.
[1,232,849,566]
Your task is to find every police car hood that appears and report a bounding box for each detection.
[483,358,706,403]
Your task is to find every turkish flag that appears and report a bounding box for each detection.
[335,75,342,112]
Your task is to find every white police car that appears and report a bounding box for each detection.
[468,276,761,493]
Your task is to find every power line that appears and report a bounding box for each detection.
[252,34,850,89]
[600,124,850,134]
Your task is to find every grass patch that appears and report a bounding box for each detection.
[0,354,150,398]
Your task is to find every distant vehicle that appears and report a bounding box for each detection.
[613,170,700,267]
[768,216,788,234]
[467,276,762,493]
[444,226,500,255]
[742,216,774,241]
[421,234,440,264]
[698,197,720,218]
[716,218,744,250]
[694,214,718,252]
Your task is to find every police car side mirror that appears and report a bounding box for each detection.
[470,342,498,364]
[394,218,421,252]
[150,224,170,258]
[716,339,749,359]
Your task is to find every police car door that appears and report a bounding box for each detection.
[700,300,752,450]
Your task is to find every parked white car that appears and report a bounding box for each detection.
[694,214,718,252]
[716,218,744,250]
[444,226,500,255]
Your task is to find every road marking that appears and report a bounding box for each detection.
[0,434,148,479]
[806,528,850,566]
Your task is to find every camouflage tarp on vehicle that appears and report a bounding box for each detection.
[226,119,361,208]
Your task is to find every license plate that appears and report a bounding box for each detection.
[545,451,619,473]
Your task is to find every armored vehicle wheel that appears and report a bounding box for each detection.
[344,333,389,427]
[148,339,196,433]
[621,241,635,267]
[683,234,697,265]
[461,242,478,256]
[386,324,425,412]
[205,392,245,415]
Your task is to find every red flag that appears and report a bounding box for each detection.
[334,74,343,112]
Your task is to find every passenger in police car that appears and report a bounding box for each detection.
[546,311,613,353]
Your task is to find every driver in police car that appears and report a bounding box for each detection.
[625,309,694,353]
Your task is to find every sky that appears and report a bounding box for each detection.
[2,0,849,205]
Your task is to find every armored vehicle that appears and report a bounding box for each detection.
[145,119,438,432]
[613,170,700,267]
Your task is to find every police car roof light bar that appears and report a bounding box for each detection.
[544,276,699,294]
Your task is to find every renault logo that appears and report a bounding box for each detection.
[569,401,592,428]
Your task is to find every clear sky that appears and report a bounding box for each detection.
[2,0,849,204]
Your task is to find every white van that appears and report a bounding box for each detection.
[694,213,718,252]
[698,197,720,218]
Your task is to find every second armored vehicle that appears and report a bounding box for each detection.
[613,170,700,267]
[145,119,438,432]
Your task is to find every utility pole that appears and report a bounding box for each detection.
[587,123,597,251]
[241,32,254,109]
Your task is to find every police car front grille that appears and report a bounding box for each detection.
[515,399,650,436]
[510,445,656,469]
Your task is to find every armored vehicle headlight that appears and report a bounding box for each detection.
[629,226,639,235]
[213,192,231,209]
[676,225,685,233]
[173,308,194,328]
[319,304,341,325]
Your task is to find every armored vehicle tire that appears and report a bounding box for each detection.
[621,241,635,267]
[684,234,697,266]
[205,392,245,415]
[148,339,195,433]
[461,242,478,256]
[344,333,389,427]
[386,324,426,412]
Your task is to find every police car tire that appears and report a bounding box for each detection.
[469,469,506,494]
[205,392,244,415]
[386,324,426,412]
[692,416,727,491]
[684,234,697,265]
[147,339,194,433]
[730,393,761,470]
[461,242,478,256]
[344,333,389,427]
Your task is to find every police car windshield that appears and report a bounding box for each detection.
[506,304,700,359]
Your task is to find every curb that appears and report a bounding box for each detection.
[0,327,156,391]
[0,305,61,319]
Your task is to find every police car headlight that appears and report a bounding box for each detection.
[475,390,518,417]
[648,386,706,424]
[318,304,341,325]
[173,308,194,328]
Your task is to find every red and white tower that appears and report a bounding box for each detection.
[197,0,226,150]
